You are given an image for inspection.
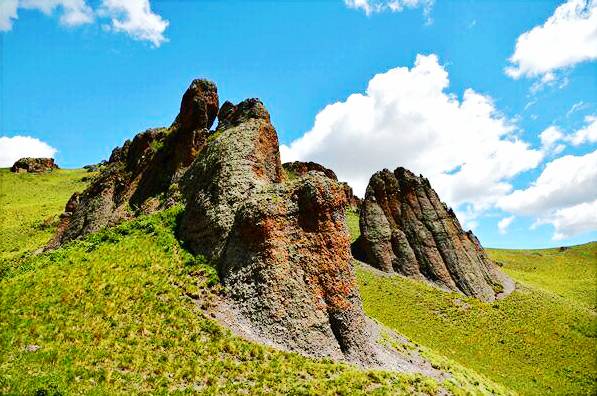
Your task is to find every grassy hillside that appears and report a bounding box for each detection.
[0,168,89,264]
[0,170,505,395]
[346,210,597,395]
[489,244,597,310]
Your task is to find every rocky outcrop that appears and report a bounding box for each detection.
[10,158,58,173]
[179,99,399,367]
[352,167,512,302]
[282,161,361,209]
[46,80,447,373]
[47,79,218,248]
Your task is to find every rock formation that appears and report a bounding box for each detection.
[283,161,361,209]
[47,80,446,373]
[352,167,512,302]
[47,79,218,248]
[178,100,382,364]
[10,158,58,173]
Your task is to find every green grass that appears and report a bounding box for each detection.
[346,208,361,243]
[0,169,505,395]
[0,168,90,263]
[347,213,597,395]
[489,244,597,310]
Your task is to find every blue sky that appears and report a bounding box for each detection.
[1,0,596,249]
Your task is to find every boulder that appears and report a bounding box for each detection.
[352,167,512,302]
[10,158,58,173]
[283,160,338,180]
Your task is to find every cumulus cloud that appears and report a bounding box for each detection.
[0,0,18,31]
[281,54,543,224]
[505,0,597,79]
[498,150,597,239]
[534,199,597,240]
[539,126,566,155]
[344,0,434,21]
[0,0,93,30]
[0,135,58,167]
[99,0,168,47]
[568,115,597,145]
[0,0,168,47]
[498,216,515,235]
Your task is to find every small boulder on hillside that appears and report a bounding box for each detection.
[352,167,513,302]
[10,158,58,173]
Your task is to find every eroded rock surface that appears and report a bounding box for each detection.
[353,167,512,302]
[46,80,449,373]
[47,79,218,248]
[282,161,361,209]
[179,100,381,364]
[11,158,58,173]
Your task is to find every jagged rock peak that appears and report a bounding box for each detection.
[173,79,219,131]
[11,158,59,173]
[353,166,513,302]
[216,98,270,130]
[48,79,219,248]
[178,101,406,368]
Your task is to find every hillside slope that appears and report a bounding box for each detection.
[347,210,596,395]
[0,169,506,395]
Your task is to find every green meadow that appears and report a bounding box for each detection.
[0,169,503,395]
[0,169,595,395]
[346,210,597,396]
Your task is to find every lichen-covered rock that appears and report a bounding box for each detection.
[44,80,450,373]
[180,100,390,366]
[282,161,361,209]
[219,174,375,362]
[10,158,58,173]
[48,79,218,248]
[353,167,512,302]
[282,160,338,180]
[179,98,283,260]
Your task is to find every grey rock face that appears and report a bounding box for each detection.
[353,167,511,302]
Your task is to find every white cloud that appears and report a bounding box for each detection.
[539,126,566,155]
[0,135,58,167]
[534,199,597,240]
[344,0,434,22]
[281,54,543,220]
[505,0,597,79]
[498,216,515,235]
[568,115,597,145]
[0,0,93,30]
[499,150,597,239]
[0,0,168,47]
[566,100,589,117]
[99,0,168,47]
[0,0,18,31]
